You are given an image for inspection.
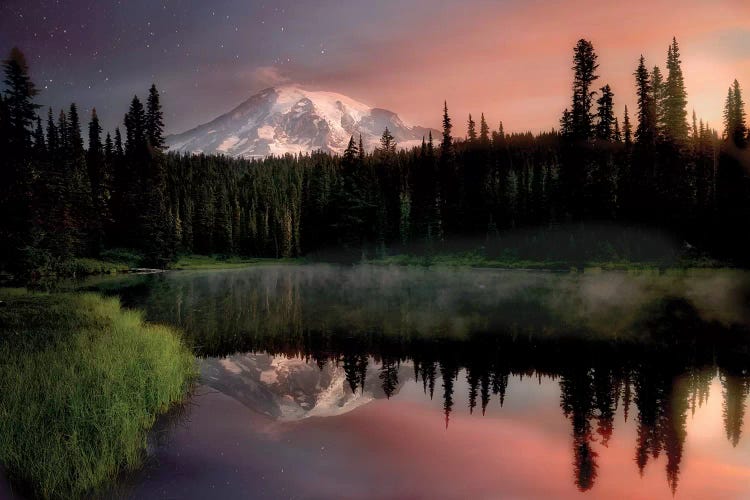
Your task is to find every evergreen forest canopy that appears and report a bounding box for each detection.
[1,37,749,279]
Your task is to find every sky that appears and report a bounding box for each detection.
[1,0,749,137]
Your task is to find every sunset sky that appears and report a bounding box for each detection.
[2,0,749,137]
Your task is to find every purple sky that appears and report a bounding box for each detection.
[2,0,749,137]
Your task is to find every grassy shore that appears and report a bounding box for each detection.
[6,246,732,283]
[169,254,303,270]
[368,251,729,271]
[0,289,197,499]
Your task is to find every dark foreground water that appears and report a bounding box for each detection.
[88,265,750,499]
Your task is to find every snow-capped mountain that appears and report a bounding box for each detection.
[201,353,412,421]
[166,85,437,158]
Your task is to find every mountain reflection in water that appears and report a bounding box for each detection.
[89,265,750,497]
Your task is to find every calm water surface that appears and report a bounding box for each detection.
[89,265,750,499]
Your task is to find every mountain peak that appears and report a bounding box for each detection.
[166,85,436,158]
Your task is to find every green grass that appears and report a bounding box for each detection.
[68,248,147,276]
[369,252,566,269]
[0,288,197,499]
[368,251,731,271]
[70,258,132,276]
[170,254,303,270]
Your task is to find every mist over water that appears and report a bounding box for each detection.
[105,265,750,347]
[89,265,750,498]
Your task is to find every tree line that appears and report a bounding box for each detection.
[1,37,749,277]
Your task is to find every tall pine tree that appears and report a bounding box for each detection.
[1,48,39,272]
[570,39,599,141]
[595,84,615,140]
[479,113,490,146]
[651,66,666,137]
[87,108,107,253]
[467,114,477,143]
[146,84,165,150]
[634,56,656,147]
[664,38,689,142]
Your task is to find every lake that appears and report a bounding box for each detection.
[88,265,750,499]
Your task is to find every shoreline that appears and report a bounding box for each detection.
[0,290,197,498]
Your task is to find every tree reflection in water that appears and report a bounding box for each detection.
[92,265,750,494]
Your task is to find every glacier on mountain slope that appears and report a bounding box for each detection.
[166,85,436,158]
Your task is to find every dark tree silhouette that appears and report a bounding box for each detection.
[595,84,615,140]
[570,39,599,141]
[664,38,689,143]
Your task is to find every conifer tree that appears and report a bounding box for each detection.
[479,113,490,145]
[146,84,165,150]
[343,135,359,163]
[623,105,633,149]
[570,39,599,140]
[691,110,699,144]
[733,80,747,144]
[45,107,58,158]
[595,84,615,140]
[440,101,453,160]
[634,56,656,146]
[651,66,666,136]
[723,85,736,137]
[87,109,103,182]
[119,96,147,244]
[124,95,146,158]
[108,126,125,243]
[1,49,77,273]
[87,109,108,252]
[716,78,748,257]
[2,47,38,155]
[723,80,747,146]
[1,48,40,271]
[67,103,84,157]
[378,127,396,155]
[560,109,573,138]
[664,38,689,142]
[66,103,94,253]
[39,106,75,261]
[467,114,477,143]
[439,101,457,234]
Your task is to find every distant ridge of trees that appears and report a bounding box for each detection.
[1,38,749,277]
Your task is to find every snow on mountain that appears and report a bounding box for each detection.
[201,353,412,421]
[166,85,437,158]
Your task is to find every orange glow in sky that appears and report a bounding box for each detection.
[308,0,750,136]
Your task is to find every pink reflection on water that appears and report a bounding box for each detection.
[117,362,750,500]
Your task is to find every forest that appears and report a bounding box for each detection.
[1,37,749,279]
